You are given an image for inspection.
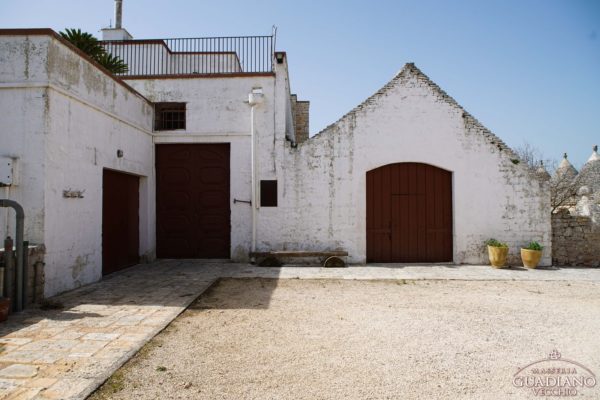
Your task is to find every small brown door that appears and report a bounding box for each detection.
[367,163,452,262]
[102,169,140,275]
[156,144,230,258]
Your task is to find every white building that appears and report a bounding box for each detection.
[0,21,551,297]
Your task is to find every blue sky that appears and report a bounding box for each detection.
[1,0,598,168]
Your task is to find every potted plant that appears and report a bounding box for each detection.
[485,238,509,268]
[521,241,543,269]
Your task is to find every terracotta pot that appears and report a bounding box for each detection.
[521,248,542,269]
[0,298,10,322]
[487,246,509,268]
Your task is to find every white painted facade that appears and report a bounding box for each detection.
[0,29,551,297]
[262,65,552,265]
[1,32,155,296]
[126,74,287,261]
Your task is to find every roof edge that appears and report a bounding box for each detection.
[0,28,151,106]
[404,63,518,159]
[310,63,414,140]
[309,62,521,162]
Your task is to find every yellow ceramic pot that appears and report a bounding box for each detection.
[487,246,508,268]
[521,248,542,269]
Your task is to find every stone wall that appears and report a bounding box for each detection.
[552,209,600,267]
[294,101,310,144]
[290,94,310,144]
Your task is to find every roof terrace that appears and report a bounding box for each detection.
[102,35,275,78]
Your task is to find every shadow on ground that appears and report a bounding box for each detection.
[0,261,280,338]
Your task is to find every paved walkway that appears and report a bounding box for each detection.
[0,261,599,399]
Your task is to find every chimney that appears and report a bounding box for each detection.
[101,0,133,40]
[291,94,310,144]
[115,0,123,29]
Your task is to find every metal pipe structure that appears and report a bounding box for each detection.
[250,104,257,261]
[248,88,264,262]
[101,35,274,77]
[0,199,24,312]
[115,0,123,29]
[22,240,29,307]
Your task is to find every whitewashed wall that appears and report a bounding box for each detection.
[126,74,286,261]
[1,30,553,299]
[259,64,552,266]
[0,33,155,296]
[0,35,50,244]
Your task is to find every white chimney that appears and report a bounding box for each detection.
[101,0,133,40]
[115,0,123,29]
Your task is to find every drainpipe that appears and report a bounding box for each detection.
[248,88,264,262]
[0,199,24,312]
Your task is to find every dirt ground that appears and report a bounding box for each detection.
[90,278,600,399]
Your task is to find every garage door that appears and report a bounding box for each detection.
[102,169,139,275]
[366,163,452,263]
[156,144,230,258]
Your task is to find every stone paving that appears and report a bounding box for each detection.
[0,261,599,399]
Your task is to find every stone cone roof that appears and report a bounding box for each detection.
[554,153,578,181]
[578,145,600,194]
[536,161,551,181]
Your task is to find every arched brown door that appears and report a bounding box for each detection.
[366,163,452,263]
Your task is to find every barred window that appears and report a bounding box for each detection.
[154,103,186,131]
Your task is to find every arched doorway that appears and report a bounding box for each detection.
[366,163,452,262]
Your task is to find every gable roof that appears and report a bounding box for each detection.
[310,63,519,160]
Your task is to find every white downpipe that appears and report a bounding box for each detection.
[250,104,257,256]
[248,88,264,261]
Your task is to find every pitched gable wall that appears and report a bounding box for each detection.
[259,64,551,265]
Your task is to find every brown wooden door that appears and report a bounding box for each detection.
[102,169,139,275]
[367,163,452,262]
[156,144,230,258]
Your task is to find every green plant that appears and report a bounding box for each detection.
[524,241,543,251]
[59,28,105,59]
[485,238,508,248]
[95,52,129,74]
[59,28,128,74]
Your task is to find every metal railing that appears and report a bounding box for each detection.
[102,35,275,77]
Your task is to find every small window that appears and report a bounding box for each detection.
[260,180,277,207]
[154,102,186,131]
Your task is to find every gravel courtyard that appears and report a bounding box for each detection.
[90,278,600,400]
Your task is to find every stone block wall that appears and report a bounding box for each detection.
[552,209,600,267]
[290,94,310,144]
